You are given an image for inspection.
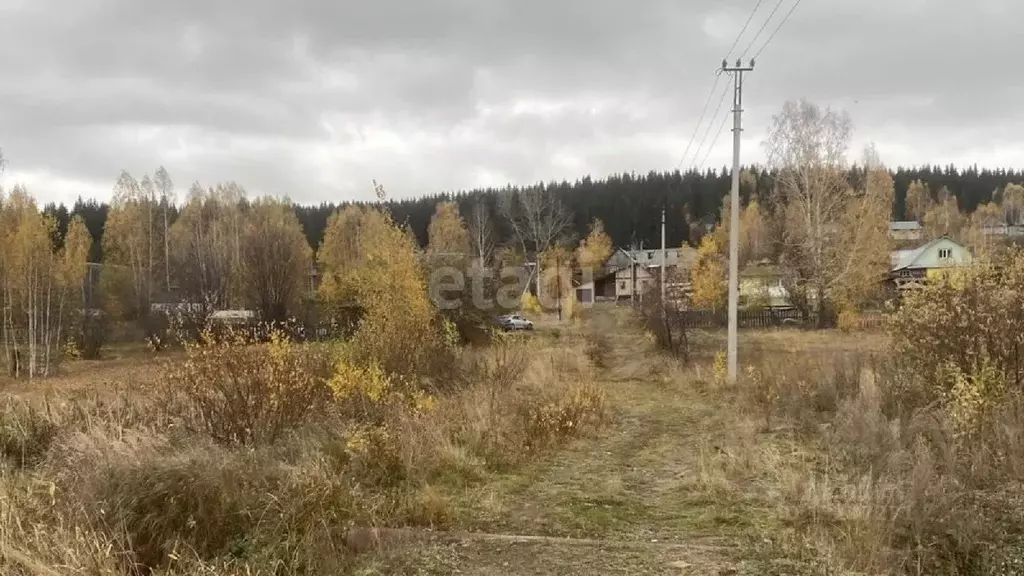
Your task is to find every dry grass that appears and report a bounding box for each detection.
[720,340,1024,575]
[4,301,1020,576]
[0,321,607,575]
[355,306,1024,575]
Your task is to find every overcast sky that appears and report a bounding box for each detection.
[1,0,1021,205]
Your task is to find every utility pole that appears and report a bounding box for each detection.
[722,57,754,383]
[660,208,666,306]
[556,253,562,321]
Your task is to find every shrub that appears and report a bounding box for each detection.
[522,381,606,450]
[743,341,1024,574]
[635,281,689,359]
[713,351,728,384]
[74,311,110,359]
[889,250,1024,404]
[164,326,335,445]
[836,308,861,333]
[584,331,612,369]
[0,291,612,574]
[520,292,542,314]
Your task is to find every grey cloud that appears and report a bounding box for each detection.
[1,0,1023,204]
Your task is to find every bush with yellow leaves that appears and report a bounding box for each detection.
[941,359,1007,439]
[164,325,335,445]
[837,308,862,333]
[520,291,542,314]
[712,350,728,384]
[889,249,1024,406]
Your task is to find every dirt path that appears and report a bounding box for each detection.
[353,308,768,575]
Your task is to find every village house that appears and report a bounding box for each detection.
[889,236,972,291]
[739,262,791,309]
[980,223,1024,238]
[575,246,698,305]
[889,221,923,242]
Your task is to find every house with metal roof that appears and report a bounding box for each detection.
[889,236,972,291]
[575,246,698,304]
[889,220,923,241]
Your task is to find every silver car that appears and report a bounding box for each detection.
[497,314,534,331]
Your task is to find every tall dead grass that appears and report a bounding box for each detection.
[0,324,606,574]
[739,349,1024,575]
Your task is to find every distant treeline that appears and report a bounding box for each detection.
[42,164,1024,262]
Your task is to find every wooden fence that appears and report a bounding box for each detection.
[670,308,889,331]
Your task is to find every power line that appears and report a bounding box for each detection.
[725,0,767,60]
[674,0,769,172]
[696,100,732,173]
[701,0,803,173]
[690,78,732,171]
[751,0,804,61]
[739,0,786,59]
[674,73,721,171]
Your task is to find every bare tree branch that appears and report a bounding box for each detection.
[498,185,572,256]
[468,199,495,267]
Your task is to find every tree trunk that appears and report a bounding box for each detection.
[164,208,171,293]
[149,200,154,303]
[27,272,35,379]
[43,278,52,377]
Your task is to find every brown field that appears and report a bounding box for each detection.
[0,306,1018,575]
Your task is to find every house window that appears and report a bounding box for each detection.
[938,248,952,259]
[646,251,655,260]
[618,281,626,290]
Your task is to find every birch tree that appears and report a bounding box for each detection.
[830,146,895,311]
[141,174,157,301]
[963,201,1003,254]
[318,204,442,376]
[766,100,888,321]
[577,218,614,272]
[153,166,174,293]
[905,179,932,222]
[318,205,386,316]
[690,234,726,310]
[923,194,965,240]
[739,199,772,265]
[1001,183,1024,225]
[426,201,471,266]
[498,185,572,256]
[102,171,160,325]
[714,196,772,266]
[239,197,312,323]
[168,182,242,313]
[61,216,99,358]
[1,187,88,377]
[467,199,495,268]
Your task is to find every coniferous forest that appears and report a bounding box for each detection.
[40,164,1024,262]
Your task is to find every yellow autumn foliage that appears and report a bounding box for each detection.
[577,218,613,272]
[520,292,542,314]
[318,205,451,379]
[690,235,726,310]
[890,249,1024,420]
[941,360,1006,438]
[836,309,862,333]
[329,357,393,403]
[0,187,90,377]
